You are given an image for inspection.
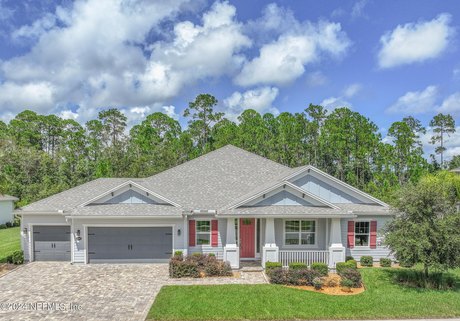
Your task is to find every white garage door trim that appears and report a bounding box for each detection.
[83,224,175,264]
[31,224,72,262]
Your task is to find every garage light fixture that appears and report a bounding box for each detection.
[76,229,82,241]
[23,227,27,234]
[177,229,181,236]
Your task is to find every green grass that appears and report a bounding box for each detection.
[0,227,21,263]
[148,268,460,320]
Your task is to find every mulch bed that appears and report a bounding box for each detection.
[288,273,365,296]
[0,263,18,277]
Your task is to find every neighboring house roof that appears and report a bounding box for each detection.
[18,145,389,216]
[0,194,18,201]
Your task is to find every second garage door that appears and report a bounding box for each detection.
[33,225,71,261]
[87,227,173,263]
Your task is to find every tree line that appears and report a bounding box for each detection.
[0,94,457,206]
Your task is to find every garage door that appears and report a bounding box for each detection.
[33,226,71,261]
[87,227,173,263]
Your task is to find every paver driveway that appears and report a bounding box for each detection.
[0,262,171,321]
[0,262,266,321]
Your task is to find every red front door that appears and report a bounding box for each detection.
[240,218,255,258]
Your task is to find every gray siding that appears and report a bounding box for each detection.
[293,175,363,203]
[275,218,327,250]
[188,218,226,260]
[340,216,394,261]
[255,191,314,206]
[103,190,156,204]
[0,201,14,224]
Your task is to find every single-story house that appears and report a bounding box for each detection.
[17,145,393,268]
[0,194,18,225]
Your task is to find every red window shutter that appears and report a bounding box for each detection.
[211,220,218,247]
[189,220,196,247]
[347,221,355,248]
[370,220,377,249]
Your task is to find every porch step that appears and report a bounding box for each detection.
[240,266,264,272]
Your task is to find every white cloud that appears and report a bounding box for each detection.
[437,92,460,115]
[0,81,56,112]
[223,87,279,121]
[319,96,352,110]
[343,83,362,98]
[386,85,438,114]
[378,14,454,69]
[306,71,328,87]
[59,110,78,120]
[12,13,56,40]
[351,0,368,19]
[162,105,179,120]
[235,4,350,87]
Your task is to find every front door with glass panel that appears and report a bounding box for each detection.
[239,218,255,258]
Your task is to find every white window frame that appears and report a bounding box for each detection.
[354,220,370,248]
[283,219,317,247]
[195,220,211,246]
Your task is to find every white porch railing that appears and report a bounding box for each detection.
[279,250,329,267]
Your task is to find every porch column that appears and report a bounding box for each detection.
[262,218,279,268]
[223,218,239,269]
[328,218,345,268]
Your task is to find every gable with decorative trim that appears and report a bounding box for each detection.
[253,190,315,206]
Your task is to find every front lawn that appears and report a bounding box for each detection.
[0,227,21,263]
[148,268,460,320]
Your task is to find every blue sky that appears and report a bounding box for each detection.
[0,0,459,158]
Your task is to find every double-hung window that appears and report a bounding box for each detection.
[196,221,211,245]
[354,221,369,246]
[284,220,316,246]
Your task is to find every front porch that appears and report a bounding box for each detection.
[223,217,345,269]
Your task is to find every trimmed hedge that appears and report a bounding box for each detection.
[265,261,282,270]
[169,253,231,278]
[360,256,373,267]
[268,268,320,286]
[345,256,355,262]
[380,258,392,267]
[336,260,357,274]
[310,262,328,276]
[289,262,307,270]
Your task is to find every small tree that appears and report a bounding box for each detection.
[385,172,460,277]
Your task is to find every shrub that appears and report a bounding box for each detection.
[339,268,362,288]
[265,261,282,271]
[346,256,354,262]
[0,224,6,229]
[13,217,21,227]
[6,251,24,265]
[208,253,216,257]
[340,278,354,289]
[336,261,357,274]
[398,258,414,268]
[286,269,320,286]
[289,262,307,270]
[310,262,328,276]
[347,259,358,268]
[326,278,338,287]
[393,269,456,290]
[380,258,392,267]
[204,260,232,277]
[312,277,323,290]
[268,268,287,284]
[174,250,183,257]
[5,221,12,228]
[169,259,200,278]
[360,256,373,267]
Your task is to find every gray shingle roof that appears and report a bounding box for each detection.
[70,204,183,216]
[0,194,18,201]
[142,145,294,209]
[19,145,389,217]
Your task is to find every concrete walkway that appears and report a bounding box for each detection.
[0,262,266,321]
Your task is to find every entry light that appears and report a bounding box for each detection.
[177,229,181,236]
[76,229,82,241]
[23,227,27,234]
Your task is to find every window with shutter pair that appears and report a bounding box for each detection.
[188,220,218,247]
[347,220,377,249]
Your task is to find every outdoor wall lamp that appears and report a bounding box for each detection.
[177,228,181,236]
[76,229,82,241]
[23,227,27,234]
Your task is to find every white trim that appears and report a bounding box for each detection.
[83,223,176,264]
[282,219,318,248]
[353,220,371,249]
[284,165,389,207]
[195,219,211,246]
[227,181,340,210]
[78,180,181,208]
[29,223,72,262]
[66,215,183,219]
